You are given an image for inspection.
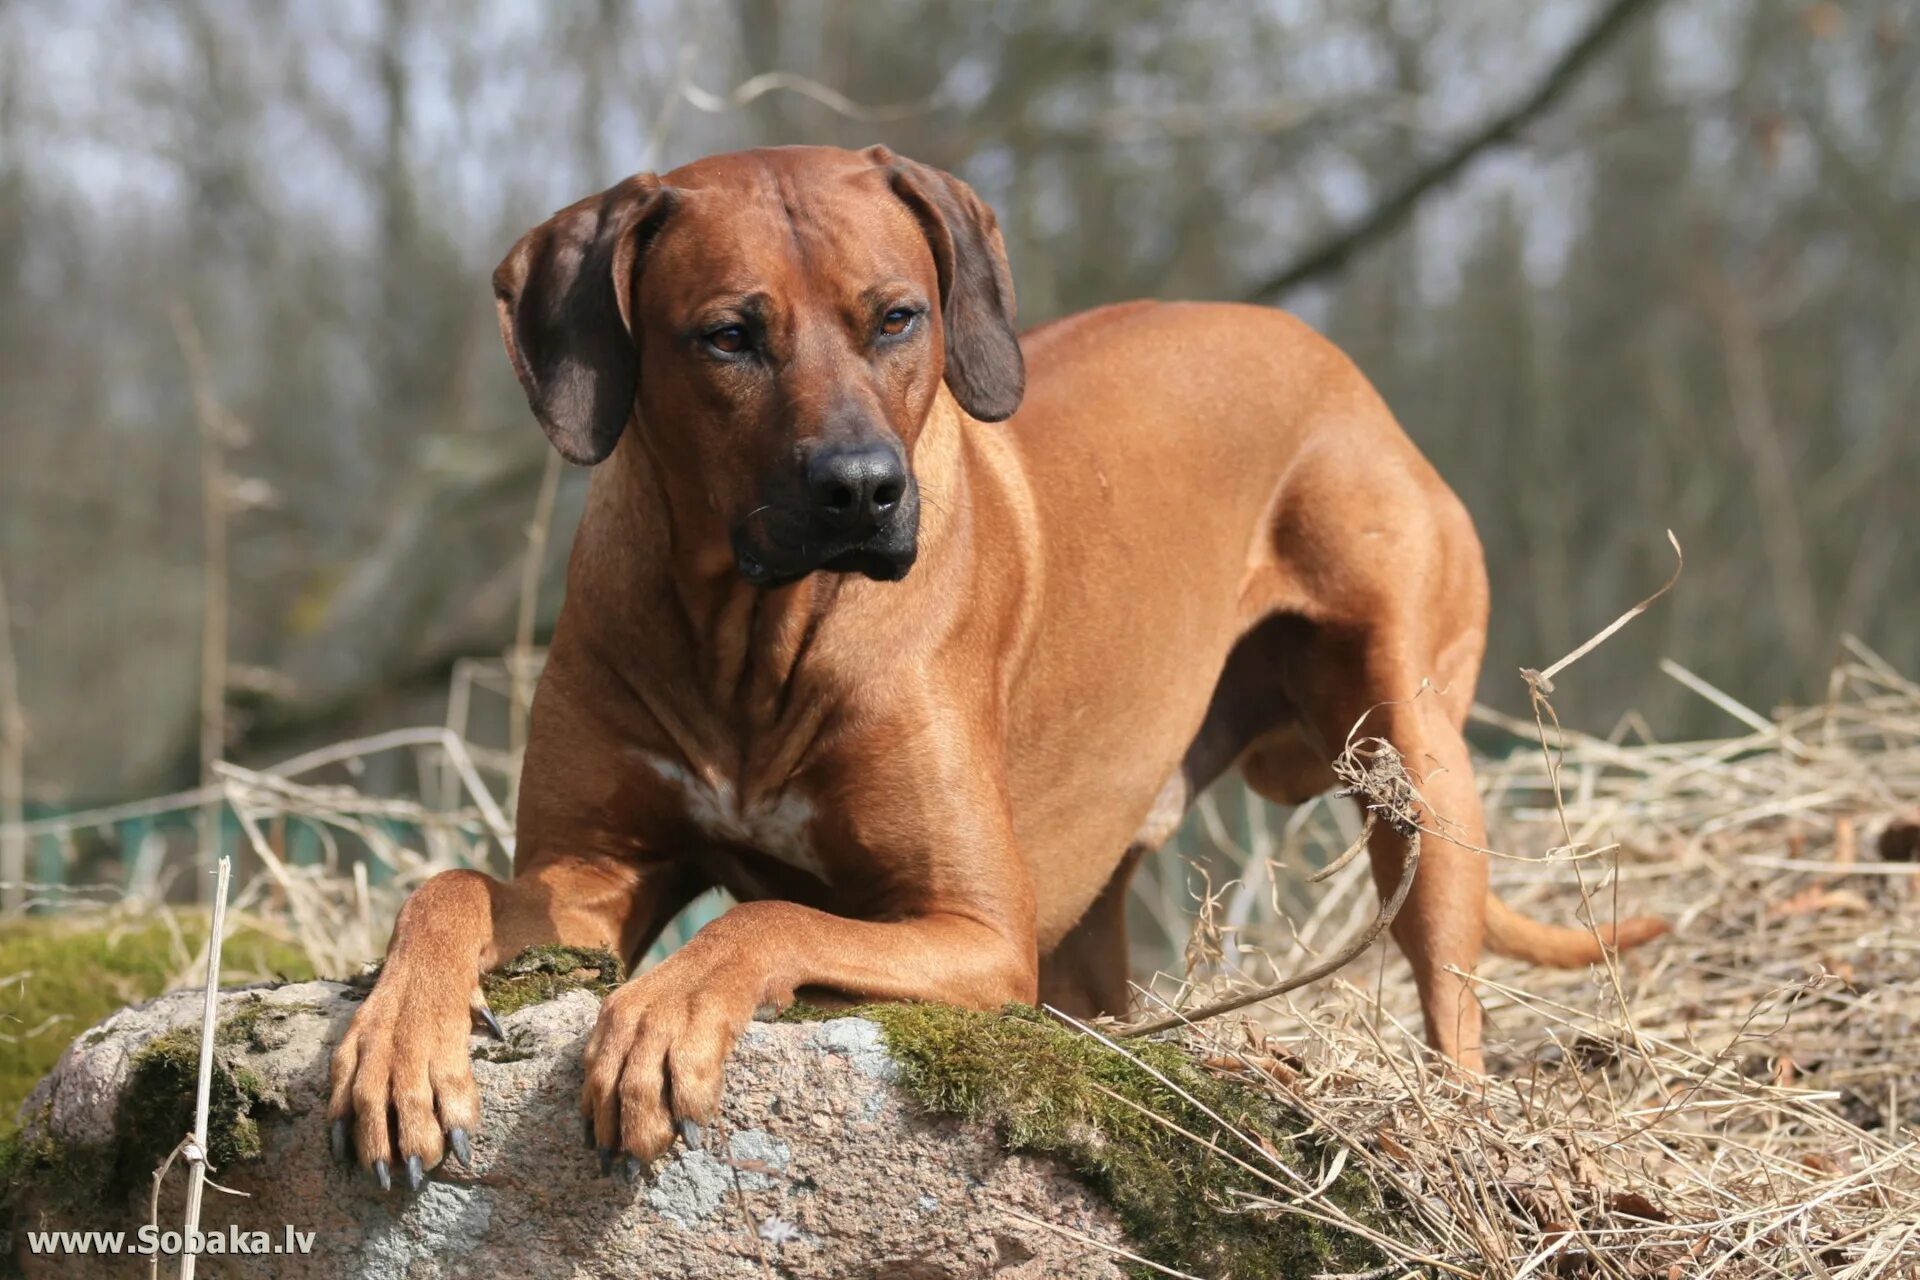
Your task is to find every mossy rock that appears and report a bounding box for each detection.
[108,1018,279,1197]
[480,944,623,1017]
[1,945,626,1265]
[0,914,314,1126]
[6,942,1407,1277]
[0,1111,112,1258]
[1,998,299,1238]
[841,1002,1391,1278]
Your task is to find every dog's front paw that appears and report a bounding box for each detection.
[328,967,485,1191]
[580,954,759,1177]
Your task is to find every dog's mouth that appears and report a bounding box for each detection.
[819,544,916,581]
[731,507,919,589]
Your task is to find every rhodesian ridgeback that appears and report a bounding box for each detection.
[329,144,1664,1188]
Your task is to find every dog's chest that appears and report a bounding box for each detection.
[640,754,824,880]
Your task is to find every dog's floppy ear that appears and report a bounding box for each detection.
[493,174,675,465]
[869,147,1024,423]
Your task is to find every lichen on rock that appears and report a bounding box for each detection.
[7,953,1409,1278]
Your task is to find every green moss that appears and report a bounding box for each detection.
[0,1108,114,1260]
[211,993,321,1053]
[0,913,315,1125]
[108,1010,285,1199]
[0,1116,60,1213]
[776,1000,860,1023]
[846,1002,1391,1278]
[0,931,318,1262]
[213,996,273,1051]
[1,1036,281,1266]
[0,999,303,1257]
[481,945,623,1017]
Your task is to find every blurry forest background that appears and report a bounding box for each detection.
[0,0,1914,878]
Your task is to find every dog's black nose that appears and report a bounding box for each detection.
[805,443,907,531]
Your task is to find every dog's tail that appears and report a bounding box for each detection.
[1482,893,1667,968]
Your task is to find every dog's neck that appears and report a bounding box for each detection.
[579,388,971,779]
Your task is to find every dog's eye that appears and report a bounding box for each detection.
[878,308,918,338]
[705,324,749,355]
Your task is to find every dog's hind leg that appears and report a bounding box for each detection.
[1236,620,1496,1070]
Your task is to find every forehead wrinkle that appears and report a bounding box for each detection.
[762,157,816,271]
[770,158,908,297]
[791,207,920,324]
[663,158,927,344]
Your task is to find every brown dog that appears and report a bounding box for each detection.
[328,145,1663,1188]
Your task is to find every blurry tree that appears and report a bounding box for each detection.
[0,0,1913,814]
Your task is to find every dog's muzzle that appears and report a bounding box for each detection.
[733,442,920,587]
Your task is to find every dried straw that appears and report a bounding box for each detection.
[5,589,1917,1276]
[1131,637,1920,1278]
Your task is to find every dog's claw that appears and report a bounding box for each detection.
[373,1159,391,1192]
[676,1117,705,1152]
[620,1155,648,1185]
[330,1118,349,1165]
[449,1127,471,1168]
[597,1147,615,1177]
[470,990,506,1042]
[405,1154,425,1192]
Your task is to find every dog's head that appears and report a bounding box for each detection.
[493,145,1023,587]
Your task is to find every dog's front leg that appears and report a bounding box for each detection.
[581,773,1037,1172]
[329,854,691,1188]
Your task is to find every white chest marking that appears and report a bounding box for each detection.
[642,755,823,879]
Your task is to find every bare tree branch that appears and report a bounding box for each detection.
[172,304,240,902]
[680,70,938,123]
[1245,0,1665,301]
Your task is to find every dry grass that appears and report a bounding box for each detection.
[1133,638,1920,1278]
[6,623,1920,1275]
[0,666,529,989]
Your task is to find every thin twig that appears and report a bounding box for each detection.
[997,1206,1213,1279]
[1123,815,1417,1038]
[172,306,237,902]
[177,855,231,1280]
[1245,0,1667,299]
[147,1135,191,1280]
[728,1161,777,1280]
[1523,531,1683,694]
